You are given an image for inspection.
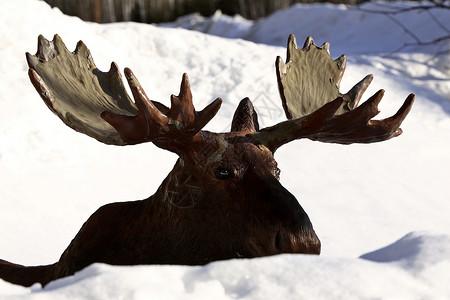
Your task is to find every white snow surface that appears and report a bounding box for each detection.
[0,0,449,298]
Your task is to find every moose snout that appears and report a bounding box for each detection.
[247,228,320,258]
[274,229,321,255]
[242,168,321,256]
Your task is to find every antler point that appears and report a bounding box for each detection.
[302,36,314,50]
[276,56,287,69]
[37,34,47,43]
[181,73,190,86]
[52,34,66,49]
[335,54,347,70]
[179,73,192,101]
[124,68,136,82]
[288,33,297,44]
[321,42,331,54]
[181,72,190,84]
[109,62,119,72]
[25,52,36,69]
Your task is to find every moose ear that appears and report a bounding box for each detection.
[231,98,260,133]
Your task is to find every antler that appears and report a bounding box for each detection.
[27,34,413,154]
[250,35,414,152]
[100,69,222,150]
[276,35,375,119]
[26,35,222,151]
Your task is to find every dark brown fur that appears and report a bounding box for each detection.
[0,103,321,287]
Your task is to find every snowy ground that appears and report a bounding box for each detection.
[0,0,449,298]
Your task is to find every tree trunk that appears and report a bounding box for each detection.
[42,0,368,24]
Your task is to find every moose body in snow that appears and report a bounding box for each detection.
[0,34,414,287]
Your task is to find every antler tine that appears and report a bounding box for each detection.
[388,93,415,129]
[342,74,373,110]
[102,69,223,149]
[165,72,223,134]
[168,73,195,124]
[308,91,415,144]
[349,93,415,143]
[101,68,169,145]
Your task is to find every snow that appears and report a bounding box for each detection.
[0,0,449,298]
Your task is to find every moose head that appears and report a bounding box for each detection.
[0,34,414,287]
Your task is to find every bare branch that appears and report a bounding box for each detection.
[356,2,449,57]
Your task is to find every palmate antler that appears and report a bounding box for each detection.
[26,35,221,152]
[26,34,413,154]
[251,35,414,151]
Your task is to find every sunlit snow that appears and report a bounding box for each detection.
[0,0,449,298]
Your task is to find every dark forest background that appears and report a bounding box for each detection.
[43,0,371,23]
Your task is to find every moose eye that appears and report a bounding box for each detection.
[215,167,233,179]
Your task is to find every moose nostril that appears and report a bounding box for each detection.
[275,231,285,252]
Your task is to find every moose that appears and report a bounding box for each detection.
[0,34,414,287]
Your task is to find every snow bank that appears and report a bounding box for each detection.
[1,232,449,299]
[164,2,450,54]
[0,0,449,298]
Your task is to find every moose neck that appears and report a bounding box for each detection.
[152,158,205,209]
